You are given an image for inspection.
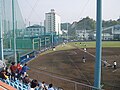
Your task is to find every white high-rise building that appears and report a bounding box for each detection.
[45,9,61,35]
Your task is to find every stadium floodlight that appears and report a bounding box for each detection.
[0,0,4,61]
[94,0,102,89]
[12,0,17,63]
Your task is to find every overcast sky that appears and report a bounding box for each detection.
[17,0,120,25]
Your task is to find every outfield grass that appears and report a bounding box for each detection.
[68,41,120,48]
[41,44,76,55]
[40,41,120,55]
[102,41,120,47]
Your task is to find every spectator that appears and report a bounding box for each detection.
[22,74,31,85]
[16,61,22,79]
[5,67,11,79]
[10,62,17,80]
[40,81,47,90]
[113,61,117,69]
[20,63,30,78]
[0,60,6,71]
[30,79,39,90]
[27,55,29,58]
[48,83,54,90]
[0,69,8,80]
[16,62,22,73]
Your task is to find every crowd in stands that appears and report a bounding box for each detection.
[0,61,55,90]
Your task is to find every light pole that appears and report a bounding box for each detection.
[94,0,102,89]
[58,23,59,44]
[0,0,4,61]
[12,0,17,63]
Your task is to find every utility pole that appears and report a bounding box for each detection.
[39,38,41,51]
[58,23,59,44]
[67,23,68,42]
[94,0,102,89]
[44,28,46,49]
[0,0,4,61]
[12,0,17,63]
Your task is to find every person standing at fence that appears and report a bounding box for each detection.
[16,61,22,79]
[20,63,30,78]
[27,55,29,58]
[10,62,17,80]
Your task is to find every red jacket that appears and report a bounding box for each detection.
[16,63,22,72]
[10,65,17,73]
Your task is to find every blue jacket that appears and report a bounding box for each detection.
[21,66,30,73]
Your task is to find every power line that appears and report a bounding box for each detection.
[25,0,40,22]
[79,0,90,18]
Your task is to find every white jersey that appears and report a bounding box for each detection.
[48,87,54,90]
[114,62,117,65]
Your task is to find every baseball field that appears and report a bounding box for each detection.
[27,41,120,90]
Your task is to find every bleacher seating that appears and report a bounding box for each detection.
[20,57,34,65]
[0,78,29,90]
[0,79,17,90]
[0,77,61,90]
[0,49,63,90]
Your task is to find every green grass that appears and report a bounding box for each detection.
[56,44,76,50]
[40,41,120,55]
[41,44,76,55]
[102,41,120,47]
[68,42,95,48]
[40,50,55,55]
[68,41,120,48]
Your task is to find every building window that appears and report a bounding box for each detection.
[37,29,39,31]
[33,29,36,31]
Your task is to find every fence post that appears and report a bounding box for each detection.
[32,39,34,50]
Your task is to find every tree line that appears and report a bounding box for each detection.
[61,16,120,37]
